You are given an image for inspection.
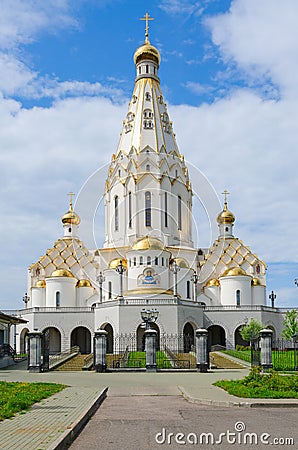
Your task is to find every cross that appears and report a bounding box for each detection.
[68,191,75,209]
[140,12,154,43]
[222,189,230,204]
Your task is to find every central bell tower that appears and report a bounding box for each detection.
[104,14,193,250]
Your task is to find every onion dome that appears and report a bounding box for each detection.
[34,280,46,288]
[206,278,220,287]
[109,258,128,269]
[134,42,160,66]
[77,279,92,288]
[221,267,248,277]
[217,202,235,224]
[61,192,80,226]
[171,257,189,268]
[50,268,75,278]
[132,236,164,251]
[252,277,263,286]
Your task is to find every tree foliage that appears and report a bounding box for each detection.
[240,319,263,342]
[281,310,298,340]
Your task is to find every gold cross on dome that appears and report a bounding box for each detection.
[67,191,75,209]
[140,12,154,43]
[222,189,230,204]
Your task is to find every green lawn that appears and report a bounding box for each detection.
[127,351,172,368]
[214,367,298,398]
[0,381,65,421]
[223,349,297,371]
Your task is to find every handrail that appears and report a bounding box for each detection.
[49,346,80,369]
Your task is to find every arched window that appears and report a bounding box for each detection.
[236,290,241,306]
[140,256,143,265]
[186,281,191,299]
[161,257,164,266]
[114,196,119,231]
[128,192,132,228]
[178,195,182,230]
[133,257,136,266]
[108,282,112,300]
[145,191,151,227]
[146,164,150,172]
[147,256,151,265]
[155,257,158,265]
[56,291,60,308]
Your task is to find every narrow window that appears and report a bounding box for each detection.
[154,66,156,75]
[108,281,112,300]
[139,67,141,75]
[133,257,136,266]
[147,256,151,265]
[118,169,121,177]
[68,227,72,233]
[155,257,158,265]
[140,256,143,265]
[129,258,131,267]
[146,64,149,73]
[56,291,60,308]
[225,227,229,232]
[178,195,182,230]
[164,192,168,227]
[186,281,191,299]
[128,192,132,228]
[146,164,150,171]
[114,196,119,231]
[175,169,178,178]
[236,290,241,306]
[162,257,164,266]
[145,191,151,227]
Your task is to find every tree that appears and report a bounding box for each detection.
[281,310,298,341]
[240,319,263,342]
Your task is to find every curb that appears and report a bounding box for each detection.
[48,386,109,450]
[178,386,298,409]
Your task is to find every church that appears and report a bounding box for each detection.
[12,16,285,357]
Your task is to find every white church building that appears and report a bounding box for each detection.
[11,18,285,356]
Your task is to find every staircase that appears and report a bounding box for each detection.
[210,352,245,369]
[55,354,90,371]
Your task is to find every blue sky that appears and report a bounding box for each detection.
[0,0,298,309]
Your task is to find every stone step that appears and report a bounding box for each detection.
[209,351,244,369]
[55,354,90,371]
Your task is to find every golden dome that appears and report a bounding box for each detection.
[206,278,220,287]
[221,267,248,277]
[171,258,189,268]
[132,236,164,251]
[134,42,160,66]
[76,279,92,288]
[34,280,46,288]
[61,208,81,226]
[50,268,75,278]
[217,203,235,224]
[109,258,128,269]
[252,277,263,286]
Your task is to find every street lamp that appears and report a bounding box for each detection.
[141,308,159,330]
[22,292,30,308]
[170,260,180,298]
[97,272,105,303]
[116,260,125,301]
[269,290,276,308]
[191,270,198,302]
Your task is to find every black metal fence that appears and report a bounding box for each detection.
[272,339,298,371]
[251,338,261,367]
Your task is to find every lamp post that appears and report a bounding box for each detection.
[116,260,125,301]
[97,272,105,303]
[171,260,180,298]
[22,292,30,308]
[269,290,276,308]
[191,270,198,302]
[141,308,159,330]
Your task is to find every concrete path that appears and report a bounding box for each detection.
[0,363,298,449]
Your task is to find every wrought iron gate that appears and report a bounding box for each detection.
[41,329,50,372]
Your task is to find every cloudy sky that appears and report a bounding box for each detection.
[0,0,297,310]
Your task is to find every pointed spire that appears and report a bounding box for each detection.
[140,12,154,44]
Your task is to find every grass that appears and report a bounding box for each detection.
[127,351,173,368]
[0,381,65,421]
[223,349,297,371]
[214,367,298,398]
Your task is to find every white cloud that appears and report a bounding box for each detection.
[159,0,204,16]
[206,0,298,97]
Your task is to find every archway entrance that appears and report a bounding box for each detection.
[234,325,249,348]
[71,327,91,354]
[19,328,29,354]
[102,323,114,353]
[183,322,195,352]
[43,327,61,354]
[136,322,160,351]
[208,325,226,350]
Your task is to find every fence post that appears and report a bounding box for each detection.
[195,328,208,372]
[28,330,42,373]
[259,328,273,371]
[145,329,157,372]
[94,330,108,372]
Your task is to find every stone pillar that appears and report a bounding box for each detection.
[195,328,208,372]
[28,330,42,373]
[94,330,108,373]
[260,328,273,371]
[145,329,157,372]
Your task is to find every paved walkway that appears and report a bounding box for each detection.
[0,363,298,449]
